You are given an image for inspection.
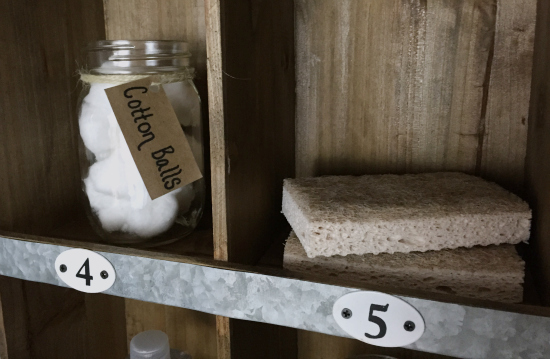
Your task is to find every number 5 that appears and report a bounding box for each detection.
[365,303,389,339]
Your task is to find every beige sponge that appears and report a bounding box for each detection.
[282,172,531,258]
[284,232,525,303]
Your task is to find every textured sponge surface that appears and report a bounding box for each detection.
[284,232,525,303]
[282,172,531,257]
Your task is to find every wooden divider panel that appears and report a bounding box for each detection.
[102,2,219,357]
[527,0,550,305]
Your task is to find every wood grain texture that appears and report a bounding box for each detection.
[103,0,206,80]
[212,0,295,263]
[85,294,127,359]
[206,0,296,357]
[125,299,217,359]
[295,2,536,355]
[0,290,6,359]
[230,319,297,359]
[205,0,228,262]
[295,0,535,191]
[215,316,231,359]
[526,0,550,305]
[103,0,213,225]
[0,277,30,359]
[0,0,119,357]
[480,0,536,191]
[298,330,456,359]
[0,0,105,234]
[0,276,126,359]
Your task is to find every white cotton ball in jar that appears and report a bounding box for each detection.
[79,83,121,160]
[95,200,133,233]
[79,101,116,160]
[84,179,130,232]
[116,130,151,210]
[84,177,116,211]
[85,152,132,199]
[83,83,116,106]
[122,193,180,238]
[85,173,180,237]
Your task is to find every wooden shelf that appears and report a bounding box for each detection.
[2,0,550,358]
[1,229,550,358]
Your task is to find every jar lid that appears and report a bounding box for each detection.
[129,330,171,359]
[85,40,192,75]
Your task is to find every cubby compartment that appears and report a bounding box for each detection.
[0,0,214,257]
[0,0,218,357]
[3,0,550,358]
[210,0,550,357]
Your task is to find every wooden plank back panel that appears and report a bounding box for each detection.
[296,0,535,191]
[103,0,207,92]
[103,0,213,227]
[0,0,105,233]
[481,0,536,191]
[125,299,217,359]
[0,276,126,359]
[526,0,550,305]
[85,294,127,359]
[0,277,30,358]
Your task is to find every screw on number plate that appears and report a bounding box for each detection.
[100,270,109,279]
[59,264,67,273]
[341,308,352,319]
[404,320,415,332]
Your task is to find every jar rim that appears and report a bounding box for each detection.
[84,40,192,75]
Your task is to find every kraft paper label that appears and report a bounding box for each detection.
[105,77,202,200]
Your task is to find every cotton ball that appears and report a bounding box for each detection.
[84,83,116,105]
[96,201,132,233]
[84,177,130,232]
[79,101,116,160]
[85,176,113,210]
[86,174,179,237]
[122,193,180,237]
[86,152,131,199]
[85,155,182,237]
[116,131,150,209]
[79,83,121,160]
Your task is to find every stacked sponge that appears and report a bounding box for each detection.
[282,172,531,303]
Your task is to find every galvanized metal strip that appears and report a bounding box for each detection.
[1,236,548,358]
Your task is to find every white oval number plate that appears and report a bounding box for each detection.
[55,249,116,293]
[333,291,425,347]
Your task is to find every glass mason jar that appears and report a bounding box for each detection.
[77,40,204,246]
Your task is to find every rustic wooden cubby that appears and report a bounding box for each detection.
[1,0,550,358]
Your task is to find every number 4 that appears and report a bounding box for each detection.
[76,258,94,286]
[365,303,389,339]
